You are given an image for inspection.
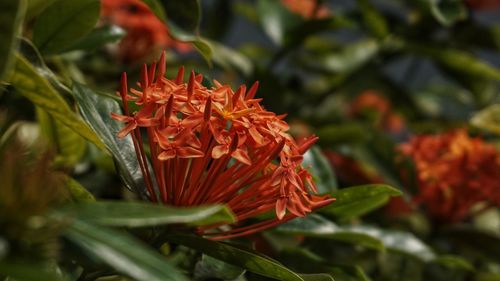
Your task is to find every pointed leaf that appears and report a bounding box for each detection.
[9,54,106,150]
[302,146,337,194]
[321,184,401,219]
[64,220,188,281]
[278,215,435,261]
[0,0,25,81]
[277,214,384,251]
[59,201,236,227]
[64,25,126,52]
[471,104,500,135]
[165,234,334,281]
[72,82,148,197]
[33,0,100,55]
[257,0,302,45]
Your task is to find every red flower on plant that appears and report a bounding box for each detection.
[111,53,334,240]
[349,90,405,134]
[101,0,191,62]
[281,0,330,19]
[399,129,500,223]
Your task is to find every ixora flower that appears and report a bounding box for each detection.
[100,0,191,62]
[399,130,500,223]
[111,53,334,240]
[281,0,330,19]
[349,90,405,134]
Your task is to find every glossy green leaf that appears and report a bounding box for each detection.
[65,220,188,281]
[277,214,384,251]
[346,225,435,261]
[9,54,105,150]
[471,104,500,135]
[208,40,254,76]
[302,146,338,194]
[33,0,100,55]
[280,248,370,281]
[321,184,402,219]
[0,261,66,281]
[36,107,86,167]
[64,25,126,52]
[194,254,246,281]
[257,0,302,45]
[0,0,25,81]
[165,234,334,281]
[64,175,96,203]
[72,82,148,198]
[59,201,236,227]
[309,39,380,73]
[280,214,434,261]
[428,0,467,26]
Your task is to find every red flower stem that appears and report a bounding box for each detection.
[134,128,157,201]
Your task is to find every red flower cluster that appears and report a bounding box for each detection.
[281,0,330,19]
[101,0,191,62]
[465,0,500,10]
[112,53,334,239]
[349,90,405,134]
[399,130,500,223]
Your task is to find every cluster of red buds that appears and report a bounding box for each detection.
[399,129,500,223]
[111,53,334,239]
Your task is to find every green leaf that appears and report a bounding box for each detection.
[194,254,246,281]
[165,234,334,281]
[59,201,236,227]
[307,39,380,74]
[64,25,126,53]
[64,175,96,203]
[321,184,401,219]
[278,215,435,261]
[471,104,500,135]
[141,0,166,22]
[36,107,86,167]
[0,261,66,281]
[64,220,188,281]
[408,44,500,81]
[0,0,25,81]
[357,0,388,38]
[25,0,57,20]
[257,0,302,46]
[302,146,338,194]
[433,255,474,271]
[316,123,371,145]
[9,54,106,150]
[71,82,148,197]
[33,0,100,55]
[140,0,212,64]
[277,214,384,251]
[208,40,254,76]
[428,0,467,26]
[346,225,435,261]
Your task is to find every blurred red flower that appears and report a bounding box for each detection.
[465,0,500,9]
[112,53,334,240]
[399,130,500,223]
[281,0,330,19]
[101,0,191,62]
[349,90,405,134]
